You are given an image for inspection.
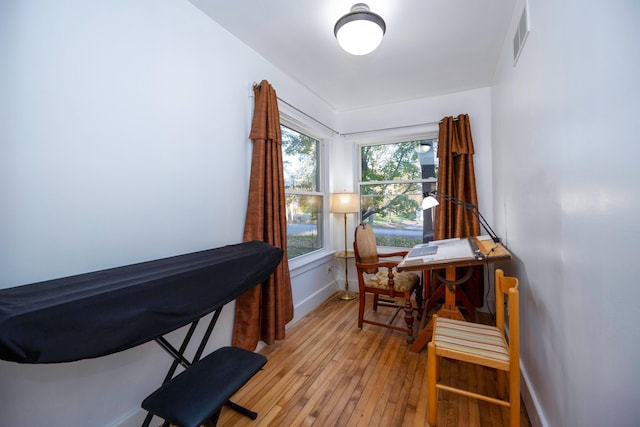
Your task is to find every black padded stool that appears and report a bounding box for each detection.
[142,346,267,427]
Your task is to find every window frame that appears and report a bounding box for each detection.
[279,106,332,268]
[356,131,439,250]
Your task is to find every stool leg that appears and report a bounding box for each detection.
[225,400,258,420]
[205,409,221,426]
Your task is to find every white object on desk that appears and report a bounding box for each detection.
[406,237,473,262]
[406,244,438,259]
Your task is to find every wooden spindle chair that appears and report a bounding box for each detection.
[428,268,520,427]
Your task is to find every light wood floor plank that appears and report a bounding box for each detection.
[216,293,532,427]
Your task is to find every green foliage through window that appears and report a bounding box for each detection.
[282,126,319,192]
[359,139,438,248]
[282,125,323,259]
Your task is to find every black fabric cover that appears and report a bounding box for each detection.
[0,241,283,364]
[142,346,267,427]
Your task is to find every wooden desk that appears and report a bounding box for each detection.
[397,237,512,352]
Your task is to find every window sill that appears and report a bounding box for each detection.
[288,249,335,279]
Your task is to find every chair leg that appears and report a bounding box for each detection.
[357,292,365,329]
[373,294,379,311]
[415,284,424,320]
[497,370,506,399]
[510,369,520,427]
[403,298,414,343]
[426,284,445,314]
[427,342,437,426]
[432,316,440,382]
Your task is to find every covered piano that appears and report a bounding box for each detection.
[0,240,283,364]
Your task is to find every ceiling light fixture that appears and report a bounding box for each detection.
[334,3,386,56]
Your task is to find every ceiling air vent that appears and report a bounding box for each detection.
[513,1,530,66]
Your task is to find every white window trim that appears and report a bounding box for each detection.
[280,105,335,271]
[344,122,439,146]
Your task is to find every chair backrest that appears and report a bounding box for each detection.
[495,269,519,366]
[354,224,379,274]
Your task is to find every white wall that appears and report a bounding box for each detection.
[0,1,336,426]
[491,1,640,426]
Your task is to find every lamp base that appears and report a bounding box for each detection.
[337,290,357,301]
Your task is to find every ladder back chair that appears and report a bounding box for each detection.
[353,223,423,344]
[427,268,520,427]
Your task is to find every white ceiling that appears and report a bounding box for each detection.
[188,0,516,112]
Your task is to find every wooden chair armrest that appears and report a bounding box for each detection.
[355,261,399,270]
[378,251,409,258]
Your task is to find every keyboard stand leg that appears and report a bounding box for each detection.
[225,400,258,420]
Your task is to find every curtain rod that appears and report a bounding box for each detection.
[340,116,458,137]
[277,97,340,136]
[251,82,339,135]
[340,121,439,137]
[251,82,458,137]
[441,117,460,122]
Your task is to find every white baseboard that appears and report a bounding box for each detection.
[520,359,548,427]
[289,280,338,326]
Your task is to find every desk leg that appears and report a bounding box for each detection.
[418,282,444,330]
[410,266,466,352]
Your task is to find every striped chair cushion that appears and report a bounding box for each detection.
[365,270,420,292]
[433,317,509,362]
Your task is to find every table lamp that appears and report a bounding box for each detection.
[330,192,360,300]
[422,190,500,243]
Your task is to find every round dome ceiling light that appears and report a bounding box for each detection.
[334,3,386,56]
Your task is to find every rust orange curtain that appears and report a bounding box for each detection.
[434,114,480,239]
[434,114,484,307]
[232,80,293,351]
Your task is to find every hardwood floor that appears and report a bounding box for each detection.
[217,294,531,427]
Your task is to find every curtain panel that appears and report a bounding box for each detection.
[435,114,480,239]
[434,114,484,307]
[232,80,294,350]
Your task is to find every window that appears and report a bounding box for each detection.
[282,125,324,259]
[359,139,438,248]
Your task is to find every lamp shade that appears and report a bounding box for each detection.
[334,3,386,56]
[330,193,359,213]
[422,195,440,210]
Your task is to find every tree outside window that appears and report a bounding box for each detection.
[282,125,324,259]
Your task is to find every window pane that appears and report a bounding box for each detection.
[281,124,324,260]
[282,126,319,192]
[360,139,438,247]
[286,194,324,258]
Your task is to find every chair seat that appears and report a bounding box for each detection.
[433,317,509,362]
[365,270,420,292]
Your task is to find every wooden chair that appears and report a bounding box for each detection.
[427,268,520,427]
[353,223,423,343]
